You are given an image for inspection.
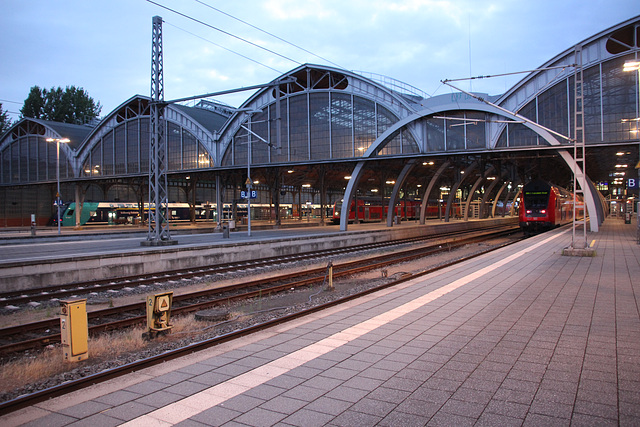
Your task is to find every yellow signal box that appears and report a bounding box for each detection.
[60,299,89,362]
[146,291,173,338]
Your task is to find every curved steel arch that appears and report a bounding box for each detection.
[76,97,219,174]
[216,64,423,166]
[339,99,601,232]
[0,118,80,179]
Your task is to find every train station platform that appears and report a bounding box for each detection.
[3,218,640,426]
[0,217,517,292]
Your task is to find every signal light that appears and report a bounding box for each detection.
[541,210,546,214]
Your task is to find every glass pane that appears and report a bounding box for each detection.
[309,92,330,160]
[167,122,181,171]
[426,117,445,151]
[140,118,149,173]
[465,112,485,149]
[183,130,197,169]
[114,125,126,175]
[330,93,352,158]
[127,120,139,174]
[91,142,102,177]
[29,136,38,181]
[289,94,309,161]
[353,97,375,156]
[445,113,465,151]
[250,110,269,164]
[269,101,288,163]
[102,131,114,175]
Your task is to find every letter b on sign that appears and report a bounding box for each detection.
[628,178,638,189]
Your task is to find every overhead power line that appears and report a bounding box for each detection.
[145,0,301,66]
[193,0,344,69]
[164,22,284,74]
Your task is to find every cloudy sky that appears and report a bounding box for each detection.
[1,0,639,122]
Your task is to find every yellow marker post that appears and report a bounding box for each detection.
[60,299,89,362]
[145,291,173,339]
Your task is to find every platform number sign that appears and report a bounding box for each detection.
[241,190,257,199]
[628,178,638,189]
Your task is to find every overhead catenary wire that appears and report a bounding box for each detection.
[193,0,345,69]
[144,0,302,66]
[164,22,284,74]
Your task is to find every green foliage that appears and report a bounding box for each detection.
[21,85,102,124]
[0,103,12,135]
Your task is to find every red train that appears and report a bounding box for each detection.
[519,180,584,234]
[331,198,457,224]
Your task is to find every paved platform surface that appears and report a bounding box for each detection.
[3,218,639,426]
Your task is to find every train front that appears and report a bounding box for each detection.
[519,180,554,233]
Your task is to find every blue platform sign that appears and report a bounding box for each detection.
[241,190,257,199]
[628,178,639,189]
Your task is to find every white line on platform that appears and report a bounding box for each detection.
[122,230,569,426]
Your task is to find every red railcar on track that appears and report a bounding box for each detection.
[519,180,584,234]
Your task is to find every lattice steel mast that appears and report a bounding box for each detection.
[143,16,176,246]
[571,45,588,249]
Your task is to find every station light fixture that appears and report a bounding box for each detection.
[45,137,70,235]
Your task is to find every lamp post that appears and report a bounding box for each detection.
[46,137,70,235]
[623,60,640,244]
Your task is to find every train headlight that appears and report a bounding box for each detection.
[541,209,546,214]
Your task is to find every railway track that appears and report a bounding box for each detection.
[0,223,512,307]
[0,226,524,416]
[0,226,520,356]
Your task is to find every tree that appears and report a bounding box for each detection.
[21,85,102,124]
[0,103,13,135]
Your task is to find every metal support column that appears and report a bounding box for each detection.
[143,16,176,246]
[571,45,588,249]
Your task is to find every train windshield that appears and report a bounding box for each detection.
[523,190,549,209]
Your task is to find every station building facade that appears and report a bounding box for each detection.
[0,16,638,230]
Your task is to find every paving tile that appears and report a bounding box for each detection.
[20,413,79,427]
[259,395,308,415]
[190,405,242,426]
[93,389,141,406]
[153,370,196,385]
[381,376,422,392]
[523,412,571,426]
[529,399,573,419]
[329,409,382,426]
[475,412,524,426]
[303,396,353,416]
[324,386,370,403]
[65,412,123,427]
[165,380,212,397]
[280,408,335,427]
[428,411,475,426]
[233,407,287,427]
[439,398,485,418]
[173,419,210,427]
[58,400,112,419]
[573,399,618,421]
[484,398,529,419]
[378,410,434,427]
[349,397,396,417]
[134,389,186,408]
[103,401,157,421]
[281,384,327,402]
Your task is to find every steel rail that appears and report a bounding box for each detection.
[0,227,519,355]
[0,232,523,416]
[0,224,510,304]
